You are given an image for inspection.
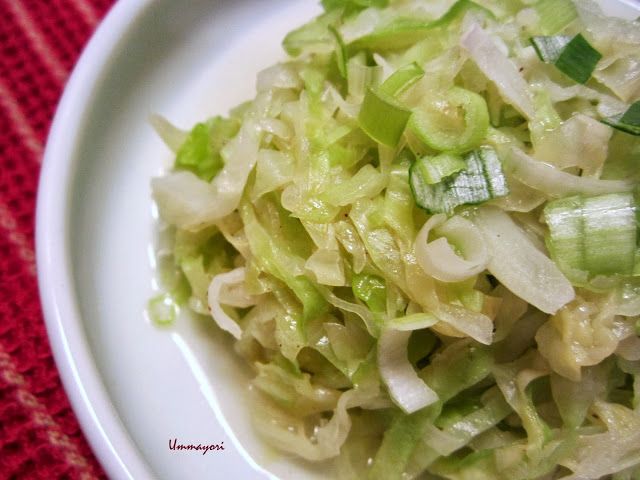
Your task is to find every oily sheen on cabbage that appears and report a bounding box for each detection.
[149,1,640,478]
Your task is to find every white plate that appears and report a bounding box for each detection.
[36,1,640,479]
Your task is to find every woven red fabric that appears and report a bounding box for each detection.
[0,1,115,478]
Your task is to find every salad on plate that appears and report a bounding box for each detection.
[148,0,640,478]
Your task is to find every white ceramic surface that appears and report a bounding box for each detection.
[36,1,640,480]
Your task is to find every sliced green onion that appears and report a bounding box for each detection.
[410,147,508,214]
[412,153,466,185]
[602,101,640,136]
[358,87,412,147]
[379,62,425,97]
[534,0,577,35]
[352,273,386,312]
[329,25,348,79]
[357,63,426,146]
[531,34,602,84]
[544,193,638,280]
[347,55,383,98]
[543,196,584,281]
[530,35,571,63]
[408,87,490,154]
[583,194,637,276]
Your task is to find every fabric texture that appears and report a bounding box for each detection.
[0,1,115,478]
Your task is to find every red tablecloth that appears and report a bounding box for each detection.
[0,1,115,478]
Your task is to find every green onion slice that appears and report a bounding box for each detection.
[409,147,509,214]
[602,101,640,136]
[408,87,490,154]
[413,153,466,185]
[357,63,426,147]
[544,192,638,281]
[358,87,412,147]
[535,0,577,35]
[530,35,571,63]
[531,34,602,84]
[379,62,425,97]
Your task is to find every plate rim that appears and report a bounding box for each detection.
[35,0,640,479]
[36,1,157,479]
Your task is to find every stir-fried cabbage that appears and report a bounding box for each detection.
[150,0,640,478]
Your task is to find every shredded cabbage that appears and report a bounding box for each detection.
[150,0,640,478]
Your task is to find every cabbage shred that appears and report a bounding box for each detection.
[151,0,640,478]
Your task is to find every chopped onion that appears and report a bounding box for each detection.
[415,214,489,283]
[378,329,439,414]
[207,267,247,339]
[473,206,574,314]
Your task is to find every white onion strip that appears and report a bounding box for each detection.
[461,23,535,119]
[207,267,248,339]
[415,214,489,283]
[378,329,439,414]
[473,207,574,314]
[507,147,633,198]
